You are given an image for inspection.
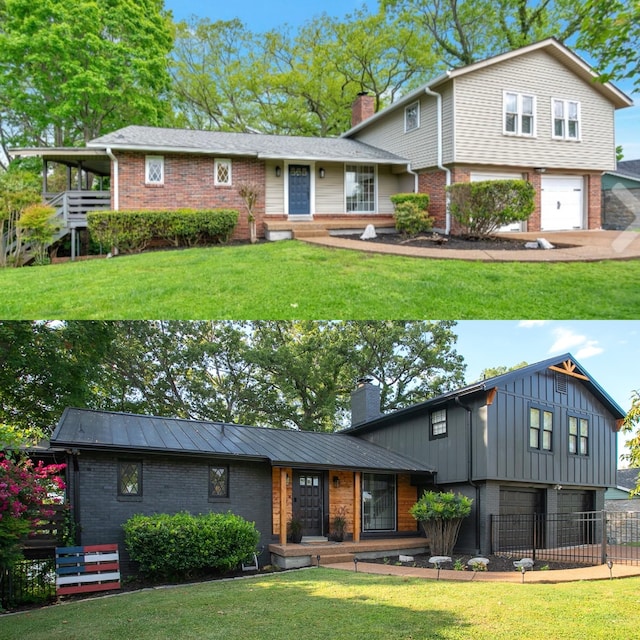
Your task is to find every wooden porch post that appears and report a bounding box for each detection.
[42,159,48,195]
[279,467,288,544]
[353,472,361,543]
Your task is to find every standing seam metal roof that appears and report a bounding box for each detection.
[51,408,434,473]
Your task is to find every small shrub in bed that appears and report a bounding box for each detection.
[390,193,433,236]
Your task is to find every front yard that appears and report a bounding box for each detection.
[3,569,639,639]
[1,241,639,318]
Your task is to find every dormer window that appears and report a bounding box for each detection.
[405,101,420,132]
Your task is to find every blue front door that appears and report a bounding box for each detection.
[288,165,311,215]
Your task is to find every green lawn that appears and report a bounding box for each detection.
[1,241,639,318]
[3,570,640,639]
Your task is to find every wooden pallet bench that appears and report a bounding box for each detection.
[55,544,121,596]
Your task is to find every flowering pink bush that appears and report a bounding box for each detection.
[0,454,65,569]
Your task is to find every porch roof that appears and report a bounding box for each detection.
[87,125,409,165]
[51,408,434,474]
[10,147,112,176]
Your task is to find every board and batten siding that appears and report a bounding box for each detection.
[357,405,470,484]
[483,369,617,487]
[453,49,617,170]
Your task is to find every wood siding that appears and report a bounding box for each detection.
[397,474,419,532]
[272,467,293,536]
[453,49,617,170]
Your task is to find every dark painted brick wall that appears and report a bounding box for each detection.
[70,453,273,574]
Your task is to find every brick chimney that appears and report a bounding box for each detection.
[351,93,375,128]
[351,377,382,427]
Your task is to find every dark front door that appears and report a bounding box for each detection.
[288,165,311,215]
[293,472,323,536]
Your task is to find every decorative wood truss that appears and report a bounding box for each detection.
[548,359,590,381]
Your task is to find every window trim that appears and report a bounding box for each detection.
[568,415,589,456]
[214,158,233,186]
[503,91,537,138]
[552,98,581,141]
[345,163,377,213]
[362,473,397,532]
[430,407,448,440]
[209,465,230,499]
[404,101,420,133]
[118,460,142,497]
[145,155,164,185]
[529,405,553,452]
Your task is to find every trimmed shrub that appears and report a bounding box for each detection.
[447,179,535,238]
[390,193,433,236]
[410,491,473,556]
[123,511,260,578]
[87,208,239,254]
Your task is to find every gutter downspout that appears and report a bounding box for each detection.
[423,86,451,235]
[106,148,119,211]
[455,397,481,554]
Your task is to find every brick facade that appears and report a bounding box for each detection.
[418,165,602,233]
[71,453,273,574]
[114,152,266,241]
[351,94,376,128]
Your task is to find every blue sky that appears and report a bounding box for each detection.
[455,320,639,464]
[164,0,639,159]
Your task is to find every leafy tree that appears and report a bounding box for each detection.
[622,390,640,494]
[383,0,589,67]
[0,0,173,151]
[478,361,529,380]
[577,0,640,93]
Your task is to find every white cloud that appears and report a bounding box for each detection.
[575,341,604,359]
[548,327,603,360]
[518,320,547,328]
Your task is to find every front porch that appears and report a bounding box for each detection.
[269,536,428,569]
[264,216,396,241]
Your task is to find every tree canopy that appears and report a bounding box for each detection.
[0,321,466,435]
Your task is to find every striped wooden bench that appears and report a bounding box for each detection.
[55,544,121,596]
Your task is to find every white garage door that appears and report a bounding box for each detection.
[470,171,525,231]
[541,176,584,230]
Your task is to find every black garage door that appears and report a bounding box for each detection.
[557,490,594,546]
[499,488,545,549]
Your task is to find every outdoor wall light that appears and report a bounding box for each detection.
[275,166,281,177]
[333,475,340,488]
[286,472,290,486]
[319,167,326,179]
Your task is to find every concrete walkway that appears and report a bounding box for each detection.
[301,230,640,262]
[325,560,640,583]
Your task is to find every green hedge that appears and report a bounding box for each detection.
[447,179,535,238]
[87,208,239,253]
[123,511,260,578]
[390,193,433,236]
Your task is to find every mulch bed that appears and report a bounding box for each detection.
[344,233,574,251]
[368,553,588,572]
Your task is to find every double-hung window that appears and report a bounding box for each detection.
[346,164,376,213]
[530,407,553,451]
[145,155,164,185]
[552,99,580,140]
[430,408,447,439]
[504,92,536,137]
[569,416,589,456]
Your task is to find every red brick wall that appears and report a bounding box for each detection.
[351,94,376,128]
[114,152,266,241]
[418,170,448,229]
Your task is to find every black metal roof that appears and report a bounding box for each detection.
[51,408,434,474]
[345,353,626,434]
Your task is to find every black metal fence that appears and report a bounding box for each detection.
[490,510,640,566]
[0,557,57,610]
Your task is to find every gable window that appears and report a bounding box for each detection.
[346,164,376,213]
[530,407,553,451]
[118,461,142,496]
[569,416,589,456]
[430,408,447,439]
[504,92,536,137]
[405,101,420,132]
[553,99,580,140]
[209,466,229,498]
[214,158,232,186]
[145,155,164,185]
[362,473,396,531]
